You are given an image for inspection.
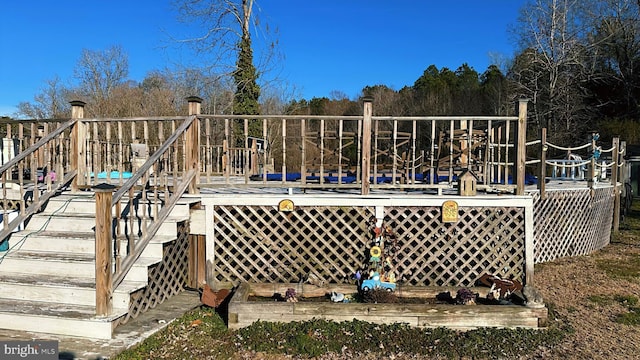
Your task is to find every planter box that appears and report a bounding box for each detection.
[228,283,548,331]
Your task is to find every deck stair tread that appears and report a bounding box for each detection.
[27,211,188,221]
[17,230,96,238]
[15,230,177,243]
[7,250,95,262]
[5,250,160,267]
[0,272,146,291]
[0,298,126,320]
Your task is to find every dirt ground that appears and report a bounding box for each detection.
[523,241,640,359]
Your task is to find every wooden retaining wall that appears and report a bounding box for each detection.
[228,283,548,330]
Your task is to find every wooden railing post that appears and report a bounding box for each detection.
[515,99,528,195]
[588,132,597,188]
[538,128,547,199]
[612,137,620,234]
[94,183,115,316]
[186,96,202,194]
[361,97,373,195]
[70,100,85,192]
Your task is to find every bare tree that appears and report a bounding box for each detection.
[16,76,71,119]
[73,45,129,117]
[171,0,283,116]
[513,0,593,143]
[584,0,640,118]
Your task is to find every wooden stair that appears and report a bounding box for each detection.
[0,191,192,339]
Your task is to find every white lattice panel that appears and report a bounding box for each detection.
[212,203,527,287]
[530,187,614,263]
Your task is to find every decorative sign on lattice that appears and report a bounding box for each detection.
[442,200,458,223]
[530,187,613,263]
[211,201,528,288]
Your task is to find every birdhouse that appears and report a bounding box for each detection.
[458,169,477,196]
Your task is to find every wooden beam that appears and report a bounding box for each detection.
[538,128,547,199]
[612,137,620,234]
[186,97,202,194]
[361,98,372,195]
[189,233,207,288]
[515,100,528,195]
[94,183,115,316]
[525,200,535,286]
[69,101,85,192]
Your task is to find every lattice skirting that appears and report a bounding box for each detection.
[114,221,190,327]
[530,187,614,263]
[212,204,527,287]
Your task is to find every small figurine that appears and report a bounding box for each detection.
[331,291,345,302]
[285,288,298,302]
[387,271,396,283]
[361,272,396,292]
[369,246,382,266]
[374,227,382,237]
[455,288,477,305]
[384,256,393,268]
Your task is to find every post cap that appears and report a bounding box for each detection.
[185,96,203,103]
[362,96,374,103]
[93,183,117,192]
[69,100,86,107]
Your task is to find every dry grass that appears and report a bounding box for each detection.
[525,202,640,360]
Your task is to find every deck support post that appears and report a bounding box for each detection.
[186,96,202,194]
[361,97,373,195]
[612,137,620,234]
[189,228,207,288]
[70,100,86,192]
[94,183,115,316]
[515,99,528,195]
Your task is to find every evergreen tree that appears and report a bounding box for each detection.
[233,36,260,116]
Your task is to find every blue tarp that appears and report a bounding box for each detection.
[250,172,540,185]
[94,171,133,179]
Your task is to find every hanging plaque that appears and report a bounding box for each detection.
[442,200,459,223]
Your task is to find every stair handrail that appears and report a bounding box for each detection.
[108,114,197,289]
[112,169,197,288]
[0,119,76,175]
[0,119,77,242]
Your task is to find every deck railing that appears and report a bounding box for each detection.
[194,99,531,195]
[0,117,77,242]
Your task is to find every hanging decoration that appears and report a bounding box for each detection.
[358,218,399,292]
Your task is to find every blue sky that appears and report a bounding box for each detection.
[0,1,525,117]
